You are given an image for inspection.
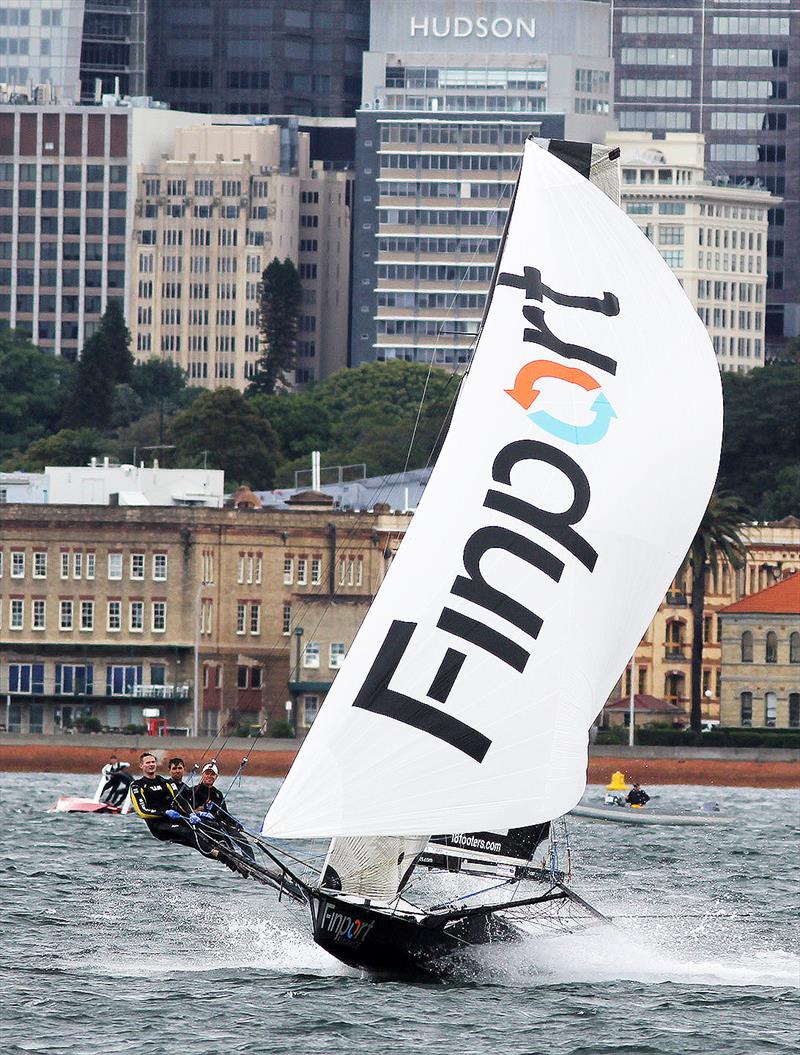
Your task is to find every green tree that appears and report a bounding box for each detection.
[100,300,134,383]
[168,387,279,487]
[12,427,105,471]
[249,258,303,395]
[0,326,74,461]
[719,365,800,518]
[264,360,460,484]
[61,331,114,430]
[683,492,748,733]
[130,358,191,411]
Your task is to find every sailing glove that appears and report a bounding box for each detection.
[165,809,182,820]
[197,811,214,820]
[188,812,202,825]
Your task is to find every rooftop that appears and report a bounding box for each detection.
[720,572,800,616]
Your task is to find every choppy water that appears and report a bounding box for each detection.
[2,774,798,1055]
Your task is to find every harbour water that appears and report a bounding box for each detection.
[3,774,798,1055]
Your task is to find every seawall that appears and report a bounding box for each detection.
[0,735,798,788]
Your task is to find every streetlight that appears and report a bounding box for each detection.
[193,579,211,738]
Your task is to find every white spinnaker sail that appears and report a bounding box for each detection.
[263,139,722,839]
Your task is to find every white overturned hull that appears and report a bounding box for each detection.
[570,804,732,826]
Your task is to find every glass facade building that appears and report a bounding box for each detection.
[611,0,799,347]
[350,0,615,367]
[145,0,370,117]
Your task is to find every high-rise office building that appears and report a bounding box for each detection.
[129,120,353,389]
[145,0,370,117]
[0,100,199,359]
[608,130,773,372]
[0,2,146,105]
[610,0,799,348]
[350,0,616,368]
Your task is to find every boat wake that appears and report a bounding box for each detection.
[467,916,800,989]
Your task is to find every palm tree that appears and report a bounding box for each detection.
[683,492,748,732]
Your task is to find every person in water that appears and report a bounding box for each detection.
[626,783,650,806]
[190,762,256,870]
[99,754,132,807]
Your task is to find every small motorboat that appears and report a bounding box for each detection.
[49,761,132,814]
[569,801,732,826]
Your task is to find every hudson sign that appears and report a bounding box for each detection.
[410,15,536,38]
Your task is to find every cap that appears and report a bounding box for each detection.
[202,762,219,774]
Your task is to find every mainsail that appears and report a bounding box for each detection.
[263,138,722,839]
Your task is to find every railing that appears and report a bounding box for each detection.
[131,684,191,699]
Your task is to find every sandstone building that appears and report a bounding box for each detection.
[0,501,407,736]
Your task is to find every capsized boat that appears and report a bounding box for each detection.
[50,762,133,814]
[243,136,723,976]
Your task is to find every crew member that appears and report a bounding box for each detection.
[191,762,256,871]
[129,751,201,851]
[168,756,190,806]
[626,783,650,806]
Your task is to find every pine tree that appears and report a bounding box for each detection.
[99,300,134,384]
[60,331,114,430]
[248,258,303,395]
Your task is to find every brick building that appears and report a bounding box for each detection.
[0,502,408,736]
[719,572,800,729]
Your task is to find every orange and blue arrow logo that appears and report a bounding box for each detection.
[505,359,617,446]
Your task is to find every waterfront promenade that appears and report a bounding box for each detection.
[0,735,797,788]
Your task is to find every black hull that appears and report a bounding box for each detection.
[309,892,523,979]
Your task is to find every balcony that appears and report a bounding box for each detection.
[131,683,190,700]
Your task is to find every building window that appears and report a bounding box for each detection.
[9,663,45,694]
[107,665,142,696]
[153,553,167,581]
[131,553,145,580]
[60,552,70,579]
[237,665,249,689]
[283,558,294,585]
[251,667,262,689]
[282,602,291,635]
[790,632,800,664]
[73,552,83,579]
[250,604,261,635]
[108,553,123,580]
[32,599,46,630]
[765,631,778,663]
[297,558,308,586]
[107,600,121,631]
[80,601,94,631]
[86,552,95,579]
[740,691,753,727]
[55,664,93,696]
[329,643,346,669]
[789,694,800,729]
[765,691,777,728]
[741,630,753,662]
[236,602,246,635]
[59,600,73,631]
[303,695,320,726]
[152,602,166,633]
[129,601,144,632]
[303,641,320,668]
[11,550,24,578]
[33,552,47,578]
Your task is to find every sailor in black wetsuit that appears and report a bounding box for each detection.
[168,756,191,808]
[100,755,133,807]
[191,762,256,869]
[626,783,651,806]
[129,751,202,851]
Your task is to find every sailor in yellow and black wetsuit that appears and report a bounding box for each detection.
[129,751,202,851]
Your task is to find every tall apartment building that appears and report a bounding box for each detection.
[1,1,146,104]
[350,0,616,368]
[145,0,369,117]
[607,130,774,371]
[0,100,202,359]
[129,120,353,388]
[610,0,800,349]
[0,502,408,736]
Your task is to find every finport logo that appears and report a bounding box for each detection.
[320,902,375,945]
[505,359,617,446]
